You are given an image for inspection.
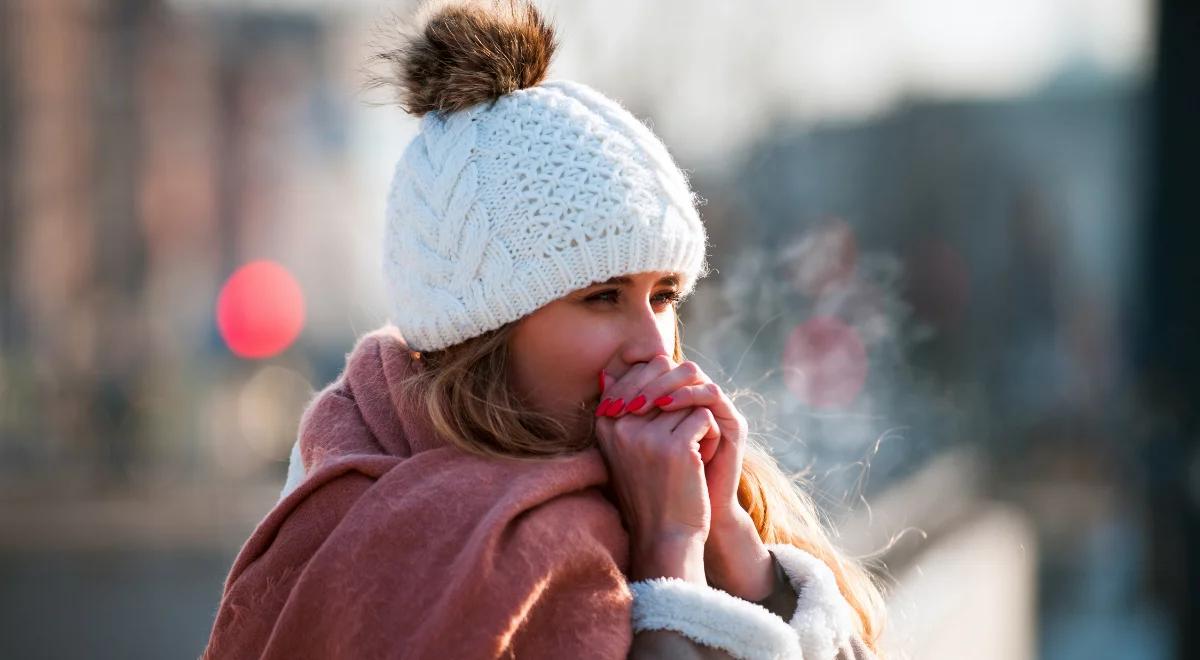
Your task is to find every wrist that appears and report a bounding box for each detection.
[704,513,775,601]
[633,532,707,585]
[705,507,761,559]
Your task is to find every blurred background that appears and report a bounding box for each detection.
[1,0,1196,658]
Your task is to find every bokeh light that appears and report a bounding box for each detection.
[216,260,305,359]
[238,365,314,462]
[782,316,869,409]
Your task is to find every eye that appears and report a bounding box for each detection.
[585,289,682,309]
[586,289,620,304]
[653,290,683,308]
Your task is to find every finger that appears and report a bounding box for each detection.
[600,360,676,417]
[654,382,742,427]
[671,407,721,462]
[634,361,713,414]
[597,362,645,417]
[600,355,675,418]
[639,406,692,439]
[597,370,615,417]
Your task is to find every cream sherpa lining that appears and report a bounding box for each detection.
[769,543,859,659]
[629,544,859,659]
[629,576,802,659]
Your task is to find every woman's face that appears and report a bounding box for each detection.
[507,270,683,440]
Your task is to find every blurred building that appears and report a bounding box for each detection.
[2,0,1188,658]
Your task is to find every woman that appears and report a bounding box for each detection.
[203,1,888,658]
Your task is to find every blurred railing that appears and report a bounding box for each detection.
[838,448,1038,660]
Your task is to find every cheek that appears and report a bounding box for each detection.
[657,314,677,348]
[538,327,612,394]
[510,315,615,406]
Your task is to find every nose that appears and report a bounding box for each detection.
[617,300,674,367]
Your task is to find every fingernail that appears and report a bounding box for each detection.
[625,394,646,413]
[606,398,624,417]
[599,370,607,394]
[596,398,612,417]
[653,396,673,407]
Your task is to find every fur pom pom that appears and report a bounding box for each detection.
[372,0,557,116]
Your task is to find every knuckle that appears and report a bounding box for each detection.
[678,361,700,377]
[648,354,673,372]
[704,382,721,397]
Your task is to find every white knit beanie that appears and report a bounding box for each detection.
[377,0,710,352]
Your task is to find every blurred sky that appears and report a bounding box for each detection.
[157,0,1154,338]
[169,0,1153,163]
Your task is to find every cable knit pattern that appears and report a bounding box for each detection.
[384,78,710,351]
[769,543,860,659]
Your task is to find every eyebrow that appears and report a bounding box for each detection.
[593,274,680,287]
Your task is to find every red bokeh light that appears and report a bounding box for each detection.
[782,316,868,409]
[216,260,305,359]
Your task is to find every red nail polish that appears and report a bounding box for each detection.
[599,371,607,394]
[625,395,646,413]
[606,398,624,417]
[596,398,612,417]
[653,396,673,407]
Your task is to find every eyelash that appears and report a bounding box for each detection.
[587,289,683,308]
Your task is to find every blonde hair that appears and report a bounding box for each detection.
[399,314,890,654]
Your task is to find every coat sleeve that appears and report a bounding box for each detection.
[629,629,876,660]
[836,635,879,660]
[751,547,800,621]
[767,543,878,660]
[627,574,804,659]
[625,546,880,660]
[628,629,739,659]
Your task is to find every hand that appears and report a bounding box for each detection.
[595,359,719,584]
[601,359,748,523]
[602,360,773,600]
